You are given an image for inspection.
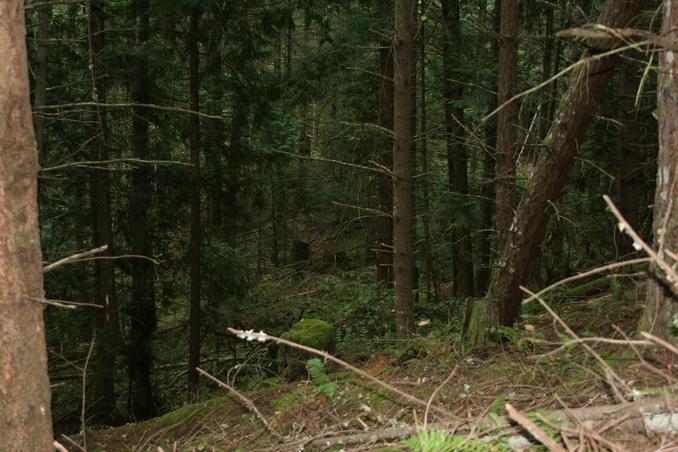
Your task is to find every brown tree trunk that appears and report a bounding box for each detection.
[33,3,51,159]
[539,3,555,141]
[464,0,645,350]
[129,0,156,420]
[419,16,436,302]
[442,0,475,298]
[476,0,500,296]
[494,0,518,254]
[187,7,202,400]
[393,0,416,338]
[88,0,120,424]
[0,1,53,446]
[638,0,678,348]
[616,62,643,257]
[377,0,394,287]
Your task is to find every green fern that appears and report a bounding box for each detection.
[404,429,504,452]
[306,358,336,400]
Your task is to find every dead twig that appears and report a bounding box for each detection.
[424,365,458,428]
[196,367,283,441]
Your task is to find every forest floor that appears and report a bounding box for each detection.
[77,273,678,451]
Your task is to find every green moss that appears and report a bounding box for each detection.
[277,319,335,380]
[282,319,335,350]
[155,396,231,428]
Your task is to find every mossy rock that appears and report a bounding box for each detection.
[277,319,335,381]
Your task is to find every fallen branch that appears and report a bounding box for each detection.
[227,328,459,421]
[196,367,282,441]
[505,403,565,452]
[299,395,678,448]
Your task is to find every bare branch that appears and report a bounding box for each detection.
[43,245,108,273]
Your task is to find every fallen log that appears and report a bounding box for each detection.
[300,395,678,449]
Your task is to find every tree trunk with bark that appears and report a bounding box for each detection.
[33,3,51,158]
[187,7,202,400]
[377,0,394,287]
[638,0,678,350]
[0,1,54,447]
[393,0,416,338]
[464,0,645,351]
[442,0,475,298]
[494,0,518,254]
[476,0,500,296]
[129,0,157,420]
[88,0,121,424]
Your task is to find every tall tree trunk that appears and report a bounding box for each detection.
[442,0,475,298]
[129,0,156,420]
[616,62,643,257]
[33,3,51,159]
[377,0,394,287]
[187,7,202,400]
[0,1,53,446]
[393,0,416,338]
[539,3,555,141]
[419,15,436,302]
[89,0,120,424]
[476,0,500,295]
[638,0,678,349]
[494,0,518,254]
[464,0,645,351]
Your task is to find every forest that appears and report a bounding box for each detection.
[1,0,678,450]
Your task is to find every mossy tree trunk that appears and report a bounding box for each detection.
[464,0,645,351]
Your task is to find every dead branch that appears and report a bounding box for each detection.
[43,245,108,272]
[227,328,459,421]
[603,195,678,295]
[41,158,191,173]
[505,403,565,452]
[520,286,630,401]
[521,257,651,305]
[34,101,226,120]
[196,367,282,441]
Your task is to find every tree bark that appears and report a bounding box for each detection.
[476,0,500,296]
[465,0,645,350]
[442,0,475,298]
[88,0,120,424]
[187,7,202,400]
[377,0,394,287]
[419,15,436,302]
[0,1,54,447]
[33,3,51,159]
[393,0,416,338]
[495,0,518,254]
[638,0,678,349]
[129,0,157,420]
